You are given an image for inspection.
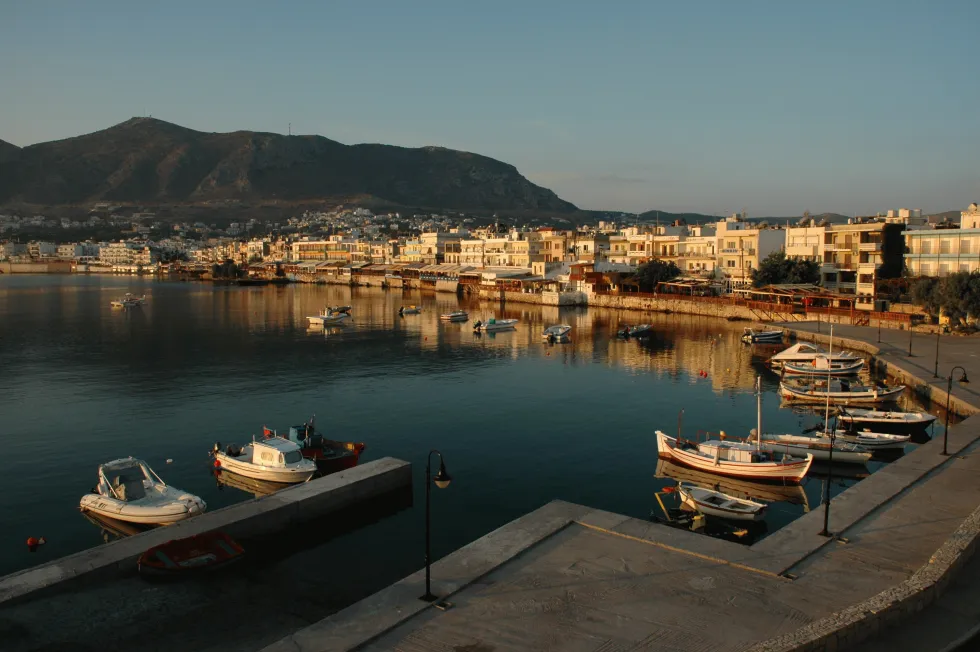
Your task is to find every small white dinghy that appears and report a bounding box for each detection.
[677,482,767,522]
[212,437,317,484]
[80,458,206,525]
[542,324,571,340]
[440,310,468,322]
[307,308,351,327]
[398,305,422,315]
[474,318,518,332]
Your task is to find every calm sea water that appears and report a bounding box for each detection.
[0,275,935,581]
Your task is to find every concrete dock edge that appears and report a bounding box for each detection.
[0,457,411,607]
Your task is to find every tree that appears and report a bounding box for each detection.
[752,251,820,287]
[911,277,941,318]
[630,259,681,292]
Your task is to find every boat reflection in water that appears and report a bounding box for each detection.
[81,511,154,543]
[655,459,809,508]
[213,469,293,499]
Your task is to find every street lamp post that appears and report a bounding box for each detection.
[819,429,836,537]
[421,450,452,602]
[877,317,881,343]
[942,367,970,456]
[908,321,914,357]
[934,330,941,378]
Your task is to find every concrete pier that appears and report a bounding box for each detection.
[0,457,411,607]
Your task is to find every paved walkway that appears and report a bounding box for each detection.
[267,411,980,652]
[781,322,980,415]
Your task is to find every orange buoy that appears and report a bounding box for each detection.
[26,536,45,552]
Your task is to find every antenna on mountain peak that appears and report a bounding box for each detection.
[288,122,292,136]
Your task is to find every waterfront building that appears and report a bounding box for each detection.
[715,217,784,290]
[904,204,980,277]
[820,221,903,308]
[678,226,717,277]
[98,242,157,267]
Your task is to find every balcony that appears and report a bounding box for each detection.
[859,242,881,252]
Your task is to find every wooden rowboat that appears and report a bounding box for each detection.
[676,482,767,521]
[138,531,245,576]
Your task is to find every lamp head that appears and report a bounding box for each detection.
[958,371,969,384]
[433,460,452,489]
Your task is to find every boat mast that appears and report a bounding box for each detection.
[824,325,834,433]
[756,375,762,451]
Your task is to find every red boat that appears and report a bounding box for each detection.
[138,531,245,576]
[263,416,365,475]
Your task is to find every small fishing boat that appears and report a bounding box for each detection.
[741,328,784,344]
[138,531,245,577]
[211,437,317,483]
[542,324,572,341]
[836,408,936,435]
[780,378,905,404]
[264,417,365,475]
[824,429,911,451]
[307,308,351,326]
[655,459,809,507]
[656,377,813,483]
[474,318,518,332]
[769,342,861,370]
[756,433,872,464]
[677,482,767,522]
[80,458,206,525]
[618,324,653,339]
[398,305,421,315]
[440,310,469,322]
[782,356,865,376]
[330,305,352,314]
[110,293,146,309]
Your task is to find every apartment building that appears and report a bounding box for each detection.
[678,226,717,276]
[905,204,980,277]
[99,242,157,266]
[715,218,784,290]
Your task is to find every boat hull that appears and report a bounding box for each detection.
[782,359,865,376]
[678,485,766,522]
[656,431,812,483]
[655,459,808,506]
[213,453,316,483]
[758,441,871,464]
[138,531,245,577]
[303,442,364,474]
[780,382,904,404]
[827,431,911,450]
[742,331,784,344]
[837,413,936,435]
[80,493,206,525]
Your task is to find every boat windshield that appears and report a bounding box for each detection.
[282,450,303,464]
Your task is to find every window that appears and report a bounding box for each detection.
[727,241,736,249]
[921,263,932,276]
[962,264,972,273]
[940,239,952,254]
[940,263,950,276]
[727,260,735,268]
[961,240,971,254]
[920,240,932,254]
[283,450,303,464]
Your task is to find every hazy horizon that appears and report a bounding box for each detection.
[3,1,977,215]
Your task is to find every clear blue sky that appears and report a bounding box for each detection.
[2,0,977,215]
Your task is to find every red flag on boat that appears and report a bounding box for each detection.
[661,486,677,494]
[263,426,274,438]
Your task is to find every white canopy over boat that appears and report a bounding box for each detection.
[677,482,767,521]
[213,437,317,483]
[769,342,861,368]
[80,458,206,525]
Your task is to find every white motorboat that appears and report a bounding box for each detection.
[677,482,767,522]
[307,308,351,326]
[211,437,317,483]
[782,356,865,376]
[780,378,905,404]
[824,429,911,451]
[474,318,518,332]
[79,458,206,525]
[769,342,861,369]
[741,328,784,344]
[756,433,872,464]
[542,324,572,340]
[398,305,421,315]
[837,408,936,435]
[110,293,146,309]
[656,377,813,483]
[440,310,468,322]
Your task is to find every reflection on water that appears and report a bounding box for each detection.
[0,275,947,577]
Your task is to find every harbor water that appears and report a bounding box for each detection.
[0,275,939,584]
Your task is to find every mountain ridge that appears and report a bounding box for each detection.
[0,117,577,213]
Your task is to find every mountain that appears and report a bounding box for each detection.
[0,138,20,164]
[0,118,577,212]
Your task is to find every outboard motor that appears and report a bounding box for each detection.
[211,442,221,456]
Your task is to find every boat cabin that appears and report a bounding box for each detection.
[698,441,774,464]
[252,437,305,468]
[98,458,158,501]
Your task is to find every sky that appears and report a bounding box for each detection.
[2,0,978,215]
